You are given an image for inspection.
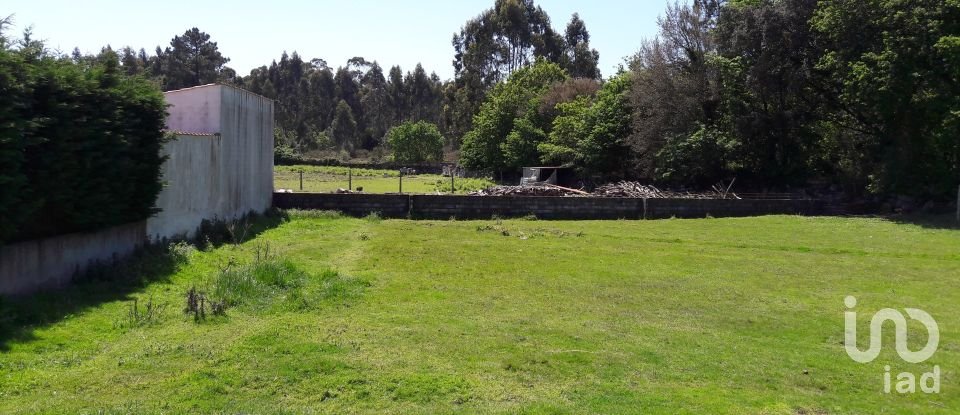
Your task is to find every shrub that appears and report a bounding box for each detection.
[386,121,444,164]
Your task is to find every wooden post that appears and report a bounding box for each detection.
[399,170,403,194]
[956,184,959,223]
[349,168,352,191]
[451,174,455,194]
[299,170,303,191]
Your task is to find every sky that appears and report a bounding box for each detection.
[5,0,665,80]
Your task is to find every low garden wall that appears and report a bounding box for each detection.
[273,193,824,220]
[0,221,147,296]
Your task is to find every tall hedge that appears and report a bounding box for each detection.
[0,46,168,243]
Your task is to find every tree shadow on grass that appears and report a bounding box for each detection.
[0,210,289,352]
[884,213,960,231]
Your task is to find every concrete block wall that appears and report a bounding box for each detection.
[410,195,645,219]
[274,193,410,217]
[273,193,825,220]
[645,198,821,219]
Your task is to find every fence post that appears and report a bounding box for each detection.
[299,170,303,191]
[399,170,403,194]
[349,168,352,191]
[451,174,455,194]
[956,184,959,223]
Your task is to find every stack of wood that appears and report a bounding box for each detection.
[593,182,666,198]
[592,181,738,199]
[469,184,585,197]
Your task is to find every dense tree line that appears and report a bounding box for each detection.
[627,0,959,197]
[237,54,448,159]
[0,18,168,242]
[461,0,959,198]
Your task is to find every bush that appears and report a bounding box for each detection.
[386,121,444,164]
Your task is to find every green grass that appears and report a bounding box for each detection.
[274,165,493,194]
[1,214,958,413]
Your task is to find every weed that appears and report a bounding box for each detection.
[359,233,370,241]
[476,224,510,237]
[521,214,538,221]
[227,220,253,246]
[168,241,195,263]
[116,297,165,329]
[364,212,383,223]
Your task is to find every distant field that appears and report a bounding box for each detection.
[1,214,957,413]
[274,165,493,194]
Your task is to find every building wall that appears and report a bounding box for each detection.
[217,86,275,221]
[146,84,274,240]
[0,222,146,296]
[163,85,222,134]
[146,134,223,240]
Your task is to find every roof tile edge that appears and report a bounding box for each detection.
[163,83,275,101]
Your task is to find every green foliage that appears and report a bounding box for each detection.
[451,0,601,137]
[656,123,741,186]
[460,60,568,172]
[622,0,960,197]
[810,0,960,195]
[242,53,448,158]
[0,40,168,242]
[386,121,444,164]
[330,100,358,153]
[158,28,230,90]
[541,74,633,178]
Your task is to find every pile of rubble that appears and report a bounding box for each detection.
[469,184,585,197]
[469,181,739,199]
[593,181,738,199]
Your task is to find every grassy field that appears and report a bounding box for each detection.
[274,165,493,194]
[1,214,958,414]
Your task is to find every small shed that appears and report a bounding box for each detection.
[521,166,578,187]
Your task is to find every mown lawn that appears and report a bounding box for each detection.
[1,214,958,414]
[274,165,493,194]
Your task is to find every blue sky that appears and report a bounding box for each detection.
[6,0,665,79]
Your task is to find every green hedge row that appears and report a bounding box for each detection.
[0,48,168,243]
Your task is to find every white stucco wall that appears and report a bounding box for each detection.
[146,84,274,240]
[163,84,222,134]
